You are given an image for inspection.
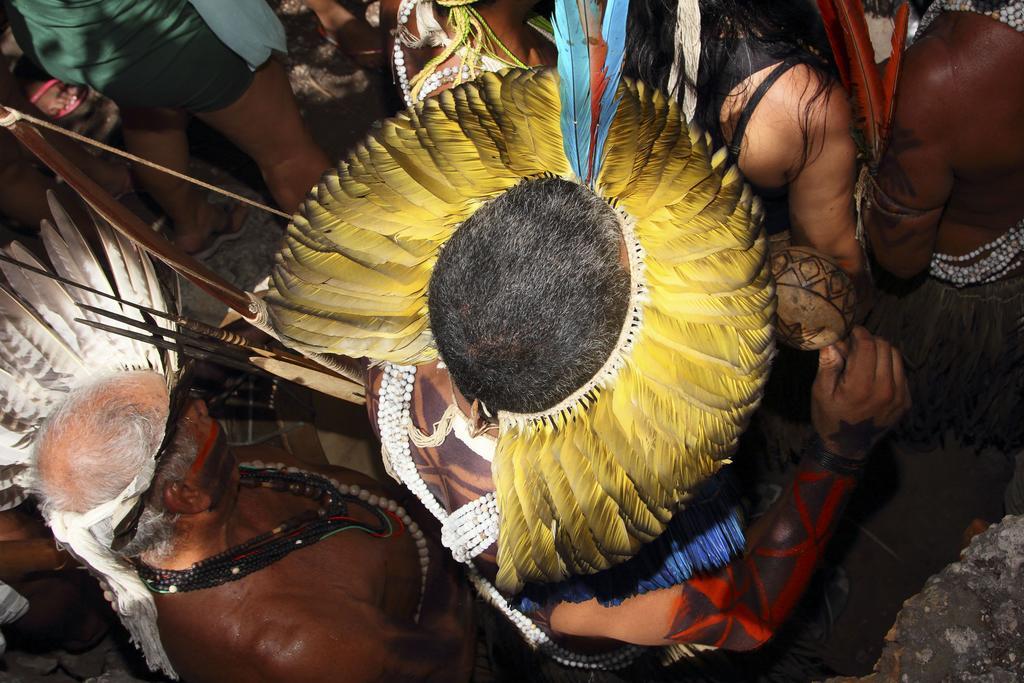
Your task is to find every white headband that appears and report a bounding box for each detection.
[46,470,178,679]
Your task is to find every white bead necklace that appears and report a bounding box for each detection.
[392,0,508,106]
[929,218,1024,287]
[392,0,418,107]
[918,0,1024,38]
[441,491,499,563]
[238,460,430,623]
[377,362,643,670]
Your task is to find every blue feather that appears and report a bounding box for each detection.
[590,0,629,181]
[553,0,592,180]
[512,470,746,611]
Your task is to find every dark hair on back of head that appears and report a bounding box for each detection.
[624,0,837,171]
[428,178,630,414]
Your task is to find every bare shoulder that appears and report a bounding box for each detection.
[917,14,1024,155]
[740,63,851,186]
[920,11,1024,87]
[766,64,850,135]
[246,593,388,682]
[885,15,1013,171]
[894,28,958,132]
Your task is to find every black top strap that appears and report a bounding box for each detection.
[727,57,802,160]
[710,39,782,120]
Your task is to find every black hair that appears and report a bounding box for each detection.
[863,0,901,14]
[625,0,837,169]
[428,178,630,414]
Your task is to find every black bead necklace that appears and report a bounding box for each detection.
[138,466,399,594]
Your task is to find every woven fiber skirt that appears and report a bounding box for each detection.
[866,271,1024,457]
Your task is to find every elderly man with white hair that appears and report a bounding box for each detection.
[0,200,475,682]
[31,370,475,682]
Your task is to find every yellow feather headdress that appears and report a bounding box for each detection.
[268,69,775,593]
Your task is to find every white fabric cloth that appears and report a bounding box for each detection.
[46,469,177,679]
[0,580,30,657]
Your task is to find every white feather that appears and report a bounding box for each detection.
[0,244,87,356]
[0,463,27,510]
[0,367,56,436]
[0,200,173,486]
[669,0,701,121]
[0,286,83,389]
[38,221,137,364]
[108,230,165,369]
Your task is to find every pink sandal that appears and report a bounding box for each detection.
[28,78,89,120]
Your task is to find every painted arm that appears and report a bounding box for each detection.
[657,455,856,649]
[863,35,955,279]
[549,328,910,650]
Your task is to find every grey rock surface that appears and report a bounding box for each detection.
[57,646,106,680]
[829,514,1024,682]
[83,674,149,683]
[3,654,57,677]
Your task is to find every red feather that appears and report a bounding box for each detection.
[881,3,910,147]
[820,0,885,159]
[816,0,851,91]
[583,0,607,183]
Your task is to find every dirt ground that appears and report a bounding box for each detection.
[820,438,1013,675]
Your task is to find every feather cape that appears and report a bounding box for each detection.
[268,71,774,593]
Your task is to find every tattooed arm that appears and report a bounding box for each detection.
[549,328,910,649]
[863,30,955,279]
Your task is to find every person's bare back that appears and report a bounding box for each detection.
[150,446,475,683]
[867,11,1024,276]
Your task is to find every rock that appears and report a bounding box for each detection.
[84,674,150,683]
[0,674,76,683]
[3,652,58,676]
[58,638,110,679]
[828,515,1024,681]
[101,644,135,674]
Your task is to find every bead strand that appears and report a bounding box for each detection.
[929,219,1024,287]
[393,0,418,106]
[248,462,431,623]
[919,0,1024,36]
[441,492,499,563]
[466,567,643,668]
[392,0,508,106]
[377,362,643,670]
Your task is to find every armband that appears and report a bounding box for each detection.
[805,436,864,478]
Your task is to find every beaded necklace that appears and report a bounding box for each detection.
[138,464,431,621]
[392,0,538,107]
[377,363,643,670]
[930,218,1024,286]
[919,0,1024,37]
